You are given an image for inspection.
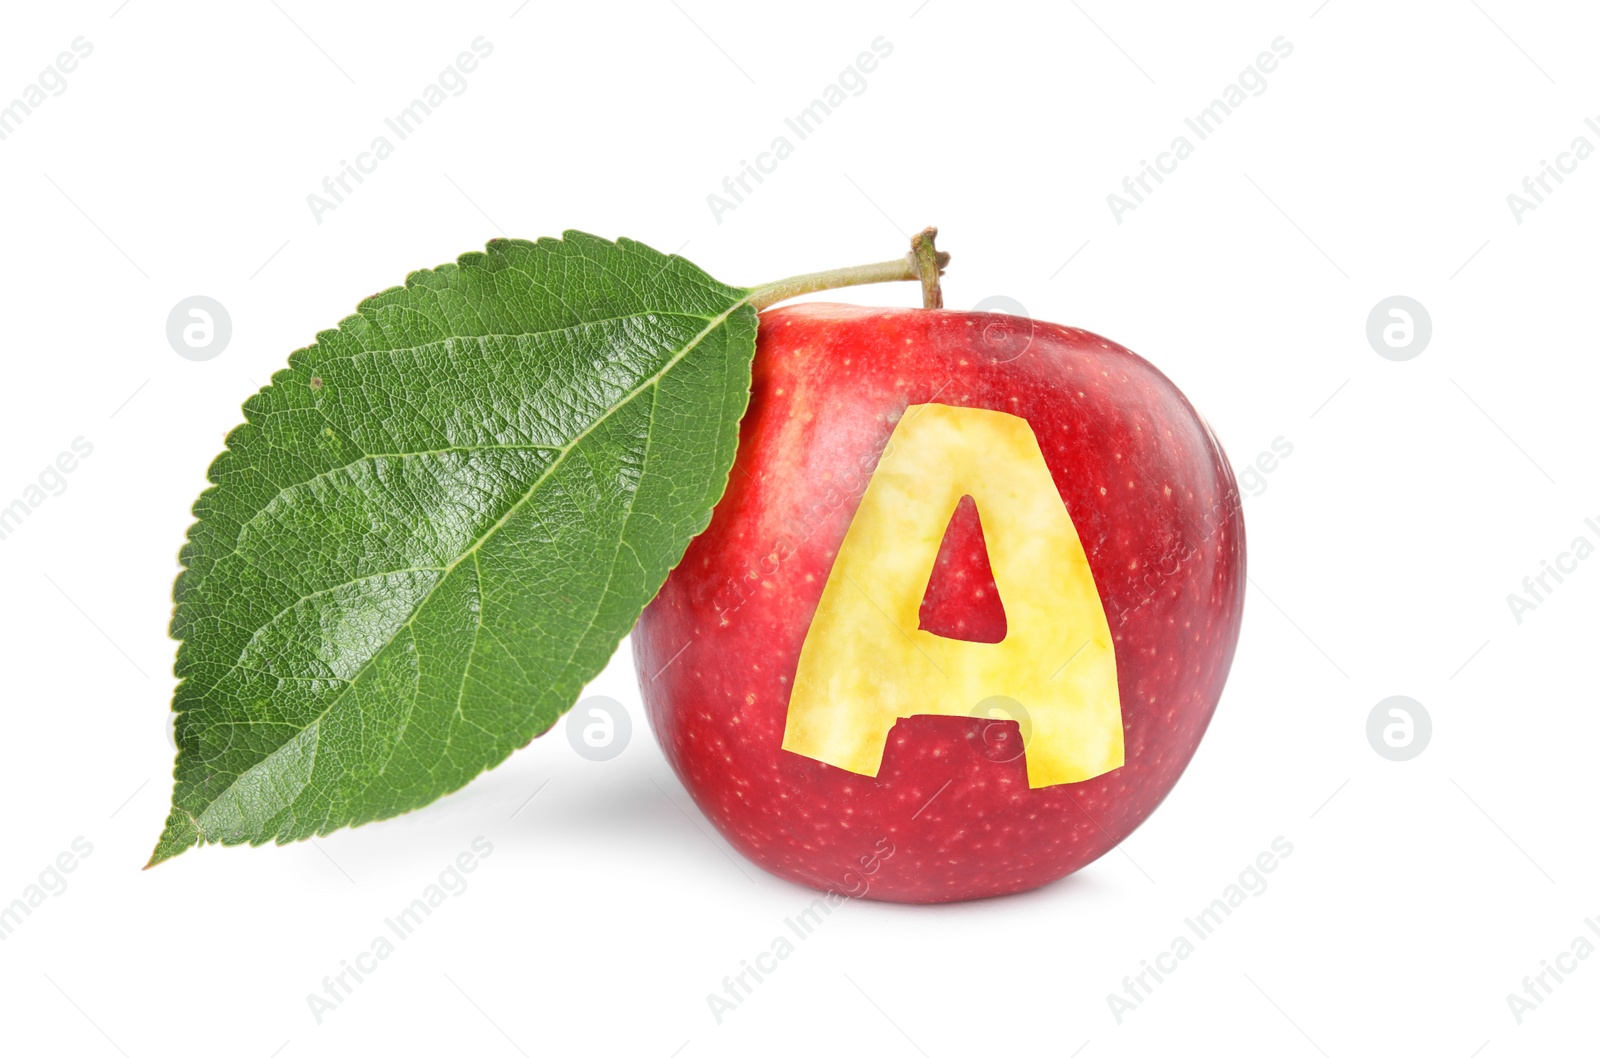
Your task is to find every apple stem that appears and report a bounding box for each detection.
[911,227,944,309]
[746,230,949,311]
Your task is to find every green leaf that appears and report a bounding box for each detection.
[150,232,757,866]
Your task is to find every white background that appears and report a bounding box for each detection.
[1,1,1595,1055]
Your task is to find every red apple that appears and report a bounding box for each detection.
[634,302,1245,903]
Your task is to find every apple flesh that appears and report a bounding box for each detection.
[634,303,1245,903]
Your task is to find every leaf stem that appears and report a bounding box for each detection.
[746,231,949,311]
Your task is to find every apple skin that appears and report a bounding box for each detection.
[634,303,1245,903]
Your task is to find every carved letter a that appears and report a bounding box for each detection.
[782,403,1123,788]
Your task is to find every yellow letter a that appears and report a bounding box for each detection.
[782,403,1123,788]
